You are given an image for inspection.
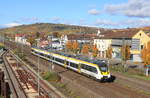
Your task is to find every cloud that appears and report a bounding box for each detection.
[18,17,39,23]
[122,18,150,27]
[79,19,87,25]
[93,18,150,28]
[88,4,96,8]
[88,9,100,15]
[51,17,61,22]
[94,19,118,26]
[105,0,150,17]
[1,22,22,28]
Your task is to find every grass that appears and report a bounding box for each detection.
[125,73,150,81]
[42,71,61,82]
[0,43,4,49]
[110,65,150,81]
[52,82,81,98]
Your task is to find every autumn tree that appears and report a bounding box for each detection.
[106,46,113,66]
[66,41,72,51]
[141,44,147,64]
[36,32,40,38]
[141,42,150,76]
[52,32,61,38]
[81,44,89,54]
[72,41,79,53]
[92,45,98,57]
[141,42,150,65]
[121,45,130,61]
[121,45,130,70]
[106,46,113,59]
[27,36,36,46]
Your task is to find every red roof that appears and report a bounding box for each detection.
[96,29,140,39]
[15,34,25,37]
[67,33,97,40]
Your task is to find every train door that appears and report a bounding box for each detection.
[78,63,81,73]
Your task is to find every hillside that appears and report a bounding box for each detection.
[0,23,99,35]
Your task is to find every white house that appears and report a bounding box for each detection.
[15,34,30,46]
[47,35,63,49]
[61,33,96,45]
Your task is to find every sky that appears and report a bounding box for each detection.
[1,0,150,29]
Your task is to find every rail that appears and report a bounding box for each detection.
[2,50,27,98]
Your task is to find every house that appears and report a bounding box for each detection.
[15,34,30,46]
[61,33,96,45]
[39,40,49,48]
[94,29,150,62]
[94,29,113,57]
[47,35,63,49]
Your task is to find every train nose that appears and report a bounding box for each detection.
[101,72,109,75]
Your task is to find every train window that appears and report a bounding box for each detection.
[66,61,70,65]
[70,62,78,68]
[45,54,49,58]
[91,67,97,74]
[99,67,107,72]
[40,53,43,56]
[39,53,43,56]
[36,52,40,55]
[55,58,64,63]
[81,64,88,69]
[81,64,97,73]
[48,55,52,59]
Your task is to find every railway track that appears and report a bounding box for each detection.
[3,40,150,98]
[2,49,63,98]
[2,51,27,98]
[28,52,150,98]
[9,50,63,98]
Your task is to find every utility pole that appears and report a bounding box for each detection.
[36,38,40,96]
[38,53,40,96]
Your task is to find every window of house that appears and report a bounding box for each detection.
[141,45,143,50]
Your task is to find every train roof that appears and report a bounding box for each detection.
[32,47,107,65]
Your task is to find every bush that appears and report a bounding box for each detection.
[42,71,61,82]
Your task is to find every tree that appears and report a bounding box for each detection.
[121,45,130,70]
[106,46,113,66]
[36,32,40,38]
[141,42,150,76]
[92,45,98,57]
[27,36,36,46]
[121,45,130,61]
[72,41,79,53]
[52,32,61,38]
[106,46,112,59]
[141,44,147,64]
[66,41,72,51]
[81,44,89,54]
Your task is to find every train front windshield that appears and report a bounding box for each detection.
[98,63,108,72]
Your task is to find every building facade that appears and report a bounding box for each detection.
[94,38,111,58]
[94,29,150,62]
[15,34,31,46]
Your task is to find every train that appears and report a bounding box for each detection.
[31,47,112,82]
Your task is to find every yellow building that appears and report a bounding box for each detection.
[131,30,150,53]
[94,29,150,62]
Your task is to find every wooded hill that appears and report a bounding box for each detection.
[0,23,98,35]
